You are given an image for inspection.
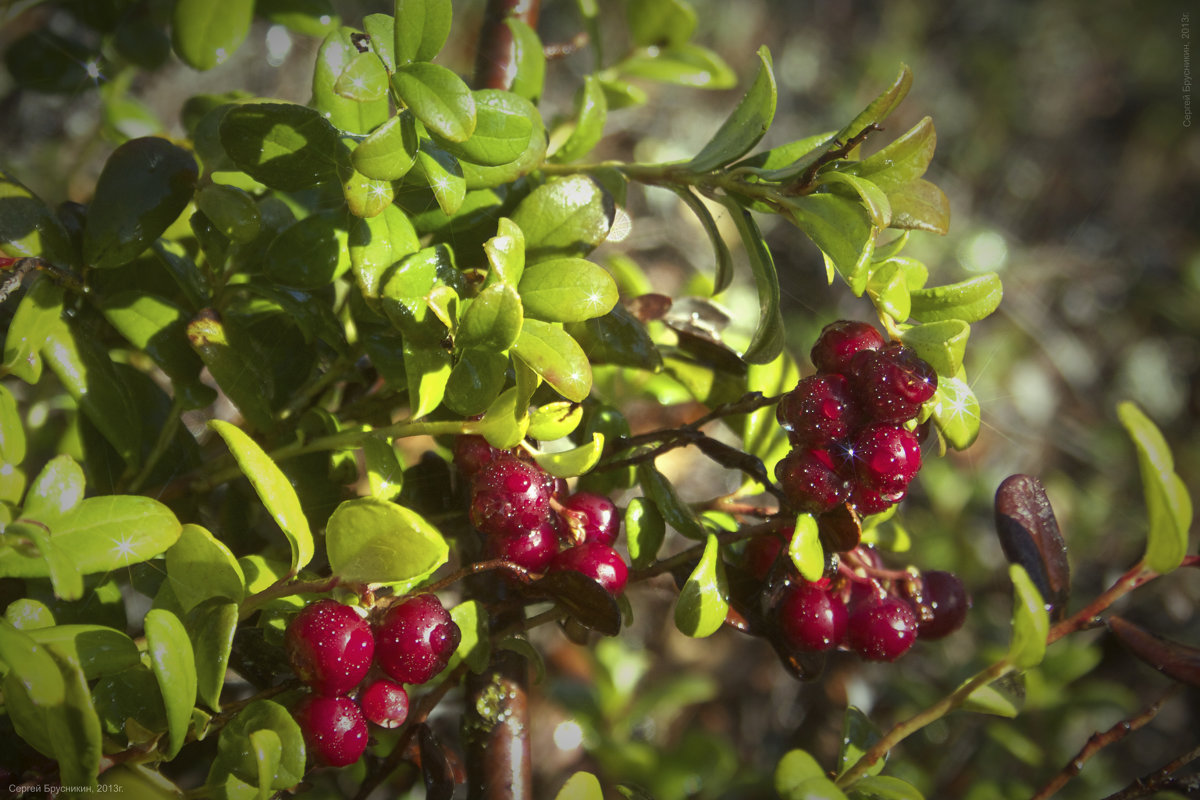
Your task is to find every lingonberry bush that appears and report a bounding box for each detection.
[0,1,1195,798]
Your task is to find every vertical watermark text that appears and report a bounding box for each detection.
[1184,11,1192,127]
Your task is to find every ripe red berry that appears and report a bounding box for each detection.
[469,453,555,538]
[849,343,937,424]
[375,595,461,685]
[359,678,410,729]
[293,694,368,767]
[284,600,375,697]
[810,320,886,374]
[847,595,918,662]
[560,491,620,546]
[744,527,792,580]
[775,448,851,514]
[453,434,499,478]
[777,581,848,651]
[849,483,907,516]
[484,519,560,572]
[551,542,628,595]
[777,373,861,447]
[839,425,922,493]
[912,570,971,640]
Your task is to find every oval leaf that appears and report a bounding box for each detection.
[219,103,344,191]
[518,258,618,323]
[556,771,604,800]
[909,272,1003,324]
[531,432,605,479]
[353,111,420,180]
[533,569,621,636]
[688,46,776,173]
[394,0,453,64]
[144,608,197,759]
[326,497,449,586]
[349,202,420,298]
[551,75,608,164]
[527,402,583,441]
[216,699,306,789]
[24,453,84,520]
[263,210,351,289]
[674,533,729,638]
[511,319,592,403]
[436,89,535,167]
[171,0,253,70]
[196,183,261,243]
[186,600,238,711]
[510,176,613,263]
[457,282,523,350]
[1107,615,1200,688]
[900,319,969,377]
[166,524,246,614]
[930,373,980,450]
[625,497,666,569]
[1117,401,1192,575]
[26,625,140,681]
[788,513,824,583]
[391,62,476,143]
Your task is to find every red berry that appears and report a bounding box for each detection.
[375,595,461,685]
[847,595,918,662]
[560,491,620,546]
[453,435,499,478]
[551,542,628,595]
[777,373,861,447]
[839,425,921,492]
[484,519,560,572]
[359,678,410,729]
[744,527,792,580]
[293,694,368,767]
[912,571,971,640]
[849,344,937,424]
[849,483,907,516]
[777,581,848,651]
[284,600,375,696]
[775,448,851,514]
[469,453,555,538]
[810,320,886,374]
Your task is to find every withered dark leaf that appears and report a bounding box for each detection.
[994,474,1070,621]
[1108,616,1200,688]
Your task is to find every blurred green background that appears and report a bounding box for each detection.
[1,0,1197,797]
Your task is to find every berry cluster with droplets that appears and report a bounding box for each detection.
[285,595,460,766]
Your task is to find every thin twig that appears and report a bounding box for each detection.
[1099,742,1200,800]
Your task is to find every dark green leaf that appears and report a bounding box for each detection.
[849,775,925,800]
[818,172,892,229]
[511,319,592,402]
[784,193,875,294]
[219,103,344,191]
[171,0,254,70]
[518,258,618,322]
[533,569,621,635]
[565,302,663,372]
[144,608,197,759]
[311,28,390,134]
[349,203,420,298]
[186,600,238,711]
[436,90,535,167]
[92,665,168,741]
[45,647,103,788]
[627,0,697,47]
[216,699,306,789]
[209,420,314,575]
[887,179,950,234]
[787,513,824,582]
[1118,402,1192,574]
[26,624,139,681]
[187,311,275,431]
[619,43,736,89]
[504,18,546,101]
[719,198,784,364]
[674,533,729,637]
[551,75,608,164]
[445,348,508,416]
[257,0,339,36]
[327,497,450,585]
[899,319,969,376]
[380,245,460,344]
[688,46,776,173]
[195,184,261,243]
[263,209,351,289]
[836,707,884,779]
[353,111,420,180]
[625,497,666,569]
[457,282,523,350]
[394,0,453,64]
[846,116,936,193]
[637,462,706,540]
[166,524,245,614]
[0,169,76,266]
[672,187,734,293]
[510,176,613,262]
[909,272,1003,323]
[1008,564,1049,669]
[98,291,207,394]
[82,137,197,269]
[3,31,97,95]
[392,62,476,143]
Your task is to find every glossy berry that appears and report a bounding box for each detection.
[293,694,368,767]
[913,570,971,640]
[375,595,461,685]
[777,373,860,447]
[775,448,850,514]
[839,425,922,492]
[847,595,918,662]
[810,320,886,374]
[453,434,498,478]
[551,542,628,595]
[849,483,907,516]
[284,600,375,697]
[560,491,620,546]
[744,528,791,580]
[485,519,559,573]
[777,581,848,651]
[849,344,937,424]
[470,453,555,538]
[359,678,410,729]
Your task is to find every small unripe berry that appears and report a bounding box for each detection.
[359,678,410,729]
[293,694,368,767]
[284,600,375,696]
[375,595,461,685]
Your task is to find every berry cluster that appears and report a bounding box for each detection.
[285,595,461,766]
[775,320,937,517]
[456,436,629,595]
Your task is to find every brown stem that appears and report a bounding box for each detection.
[473,0,541,90]
[1099,742,1200,800]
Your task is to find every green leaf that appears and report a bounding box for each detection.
[961,681,1021,718]
[0,618,66,705]
[2,275,63,383]
[92,664,168,743]
[818,171,892,229]
[144,608,198,759]
[349,202,420,298]
[216,699,306,790]
[865,260,910,321]
[447,599,489,674]
[311,28,390,134]
[23,454,84,521]
[392,63,476,143]
[209,420,314,575]
[836,706,884,779]
[598,77,648,109]
[0,384,24,466]
[257,0,339,36]
[171,0,253,70]
[624,498,665,569]
[688,46,776,173]
[362,14,396,72]
[528,402,583,441]
[219,103,344,191]
[518,258,618,323]
[445,348,508,416]
[195,183,261,243]
[787,513,824,582]
[836,64,912,144]
[900,319,969,377]
[929,373,980,450]
[82,137,198,268]
[1117,401,1192,574]
[413,139,467,215]
[98,291,207,394]
[459,109,548,190]
[784,193,875,295]
[555,771,604,800]
[672,187,734,293]
[335,52,389,101]
[848,775,925,800]
[457,282,524,350]
[637,462,706,540]
[342,168,395,218]
[186,311,276,432]
[403,339,452,418]
[465,386,530,449]
[186,599,238,711]
[719,198,784,364]
[909,272,1002,323]
[46,647,103,789]
[1008,564,1050,670]
[619,43,736,89]
[166,524,245,614]
[551,75,609,164]
[531,433,605,478]
[326,497,449,585]
[394,0,452,64]
[250,729,282,800]
[263,210,351,289]
[504,18,546,101]
[887,179,950,235]
[565,303,663,372]
[435,89,535,167]
[0,169,76,265]
[511,319,592,402]
[510,176,613,262]
[847,116,936,193]
[777,750,847,800]
[353,112,420,180]
[363,435,404,502]
[484,216,526,287]
[627,0,696,47]
[674,533,729,638]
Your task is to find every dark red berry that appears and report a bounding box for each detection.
[810,320,886,374]
[744,527,792,580]
[777,373,861,447]
[284,600,375,696]
[847,595,918,662]
[849,344,937,424]
[469,453,555,538]
[839,425,921,492]
[550,542,628,595]
[375,595,461,685]
[560,491,620,546]
[484,519,560,573]
[293,694,368,767]
[775,448,851,514]
[453,435,499,478]
[359,678,410,729]
[912,570,971,640]
[849,483,907,516]
[777,581,848,651]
